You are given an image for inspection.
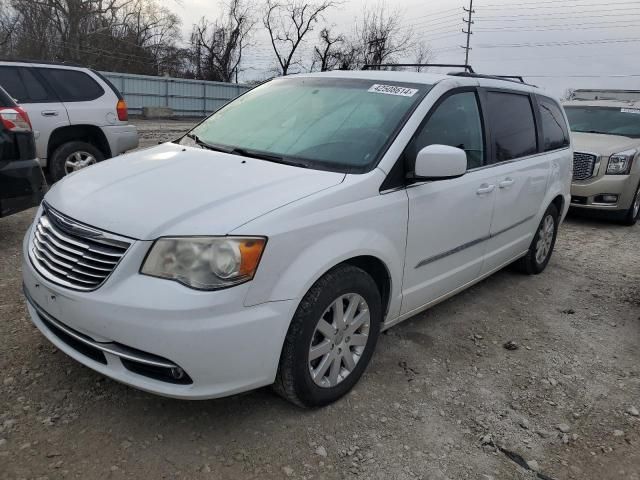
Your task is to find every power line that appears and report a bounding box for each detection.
[477,1,640,10]
[477,37,640,48]
[476,0,636,6]
[476,23,640,32]
[474,19,640,30]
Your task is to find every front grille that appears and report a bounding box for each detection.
[30,206,130,291]
[573,152,597,180]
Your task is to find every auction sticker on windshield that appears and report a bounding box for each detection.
[368,84,419,97]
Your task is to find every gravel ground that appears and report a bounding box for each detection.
[1,121,639,480]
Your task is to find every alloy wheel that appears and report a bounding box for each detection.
[535,215,555,264]
[308,293,371,388]
[64,151,97,174]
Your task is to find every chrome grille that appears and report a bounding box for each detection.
[573,152,597,180]
[29,207,130,291]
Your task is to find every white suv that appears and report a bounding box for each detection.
[0,60,138,182]
[22,70,572,407]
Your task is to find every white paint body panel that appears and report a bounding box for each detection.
[22,71,572,399]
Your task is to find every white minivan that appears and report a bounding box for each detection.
[22,69,572,407]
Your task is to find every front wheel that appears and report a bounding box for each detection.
[273,264,382,407]
[621,183,640,226]
[515,203,559,275]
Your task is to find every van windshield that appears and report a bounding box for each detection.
[565,106,640,138]
[183,77,429,172]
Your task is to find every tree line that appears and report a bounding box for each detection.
[0,0,433,82]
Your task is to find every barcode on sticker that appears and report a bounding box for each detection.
[621,108,640,115]
[368,84,418,97]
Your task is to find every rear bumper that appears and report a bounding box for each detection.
[570,173,639,210]
[103,124,139,156]
[0,159,47,217]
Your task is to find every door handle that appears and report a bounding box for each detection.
[476,183,495,195]
[41,110,59,117]
[498,177,515,189]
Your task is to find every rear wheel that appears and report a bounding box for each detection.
[273,264,382,408]
[49,141,104,183]
[621,183,640,226]
[515,203,559,275]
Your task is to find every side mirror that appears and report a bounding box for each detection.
[414,144,467,180]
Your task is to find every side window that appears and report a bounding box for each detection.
[0,66,27,102]
[37,68,104,102]
[538,96,570,151]
[409,91,484,170]
[485,91,537,162]
[0,67,52,103]
[20,68,50,102]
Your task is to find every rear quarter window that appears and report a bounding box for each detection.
[485,91,538,163]
[37,68,105,102]
[538,96,570,151]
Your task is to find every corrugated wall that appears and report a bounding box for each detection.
[101,71,251,117]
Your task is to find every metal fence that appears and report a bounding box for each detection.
[100,71,251,117]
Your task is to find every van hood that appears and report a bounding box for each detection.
[571,132,639,156]
[45,143,345,239]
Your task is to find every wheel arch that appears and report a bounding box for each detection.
[47,124,112,160]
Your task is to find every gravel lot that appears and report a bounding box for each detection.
[1,121,639,480]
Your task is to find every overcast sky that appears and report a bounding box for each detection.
[171,0,640,96]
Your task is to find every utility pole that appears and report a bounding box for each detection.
[462,0,474,67]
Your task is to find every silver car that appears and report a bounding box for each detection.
[0,60,139,182]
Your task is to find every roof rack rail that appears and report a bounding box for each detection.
[449,71,534,86]
[363,63,475,73]
[0,57,84,68]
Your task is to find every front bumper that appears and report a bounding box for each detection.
[22,228,295,399]
[570,173,639,211]
[103,124,139,156]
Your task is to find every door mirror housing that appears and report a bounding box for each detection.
[414,144,468,180]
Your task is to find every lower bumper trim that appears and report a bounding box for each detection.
[24,285,193,384]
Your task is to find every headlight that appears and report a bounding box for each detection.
[141,237,266,290]
[607,149,636,175]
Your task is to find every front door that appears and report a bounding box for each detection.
[401,89,497,315]
[0,66,69,161]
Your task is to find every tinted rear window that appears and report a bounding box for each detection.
[0,66,54,103]
[486,91,538,162]
[0,66,27,102]
[38,68,104,102]
[0,86,16,107]
[538,96,570,151]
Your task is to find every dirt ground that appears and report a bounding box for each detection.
[1,121,639,480]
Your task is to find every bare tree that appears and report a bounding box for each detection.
[0,0,185,75]
[412,40,434,71]
[354,2,415,68]
[561,88,575,101]
[263,0,338,76]
[190,0,255,82]
[311,27,343,72]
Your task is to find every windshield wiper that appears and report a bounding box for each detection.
[185,133,231,153]
[229,147,309,168]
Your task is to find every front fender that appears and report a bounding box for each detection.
[238,174,408,323]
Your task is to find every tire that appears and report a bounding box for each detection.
[620,182,640,226]
[514,203,559,275]
[49,141,104,183]
[273,264,382,408]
